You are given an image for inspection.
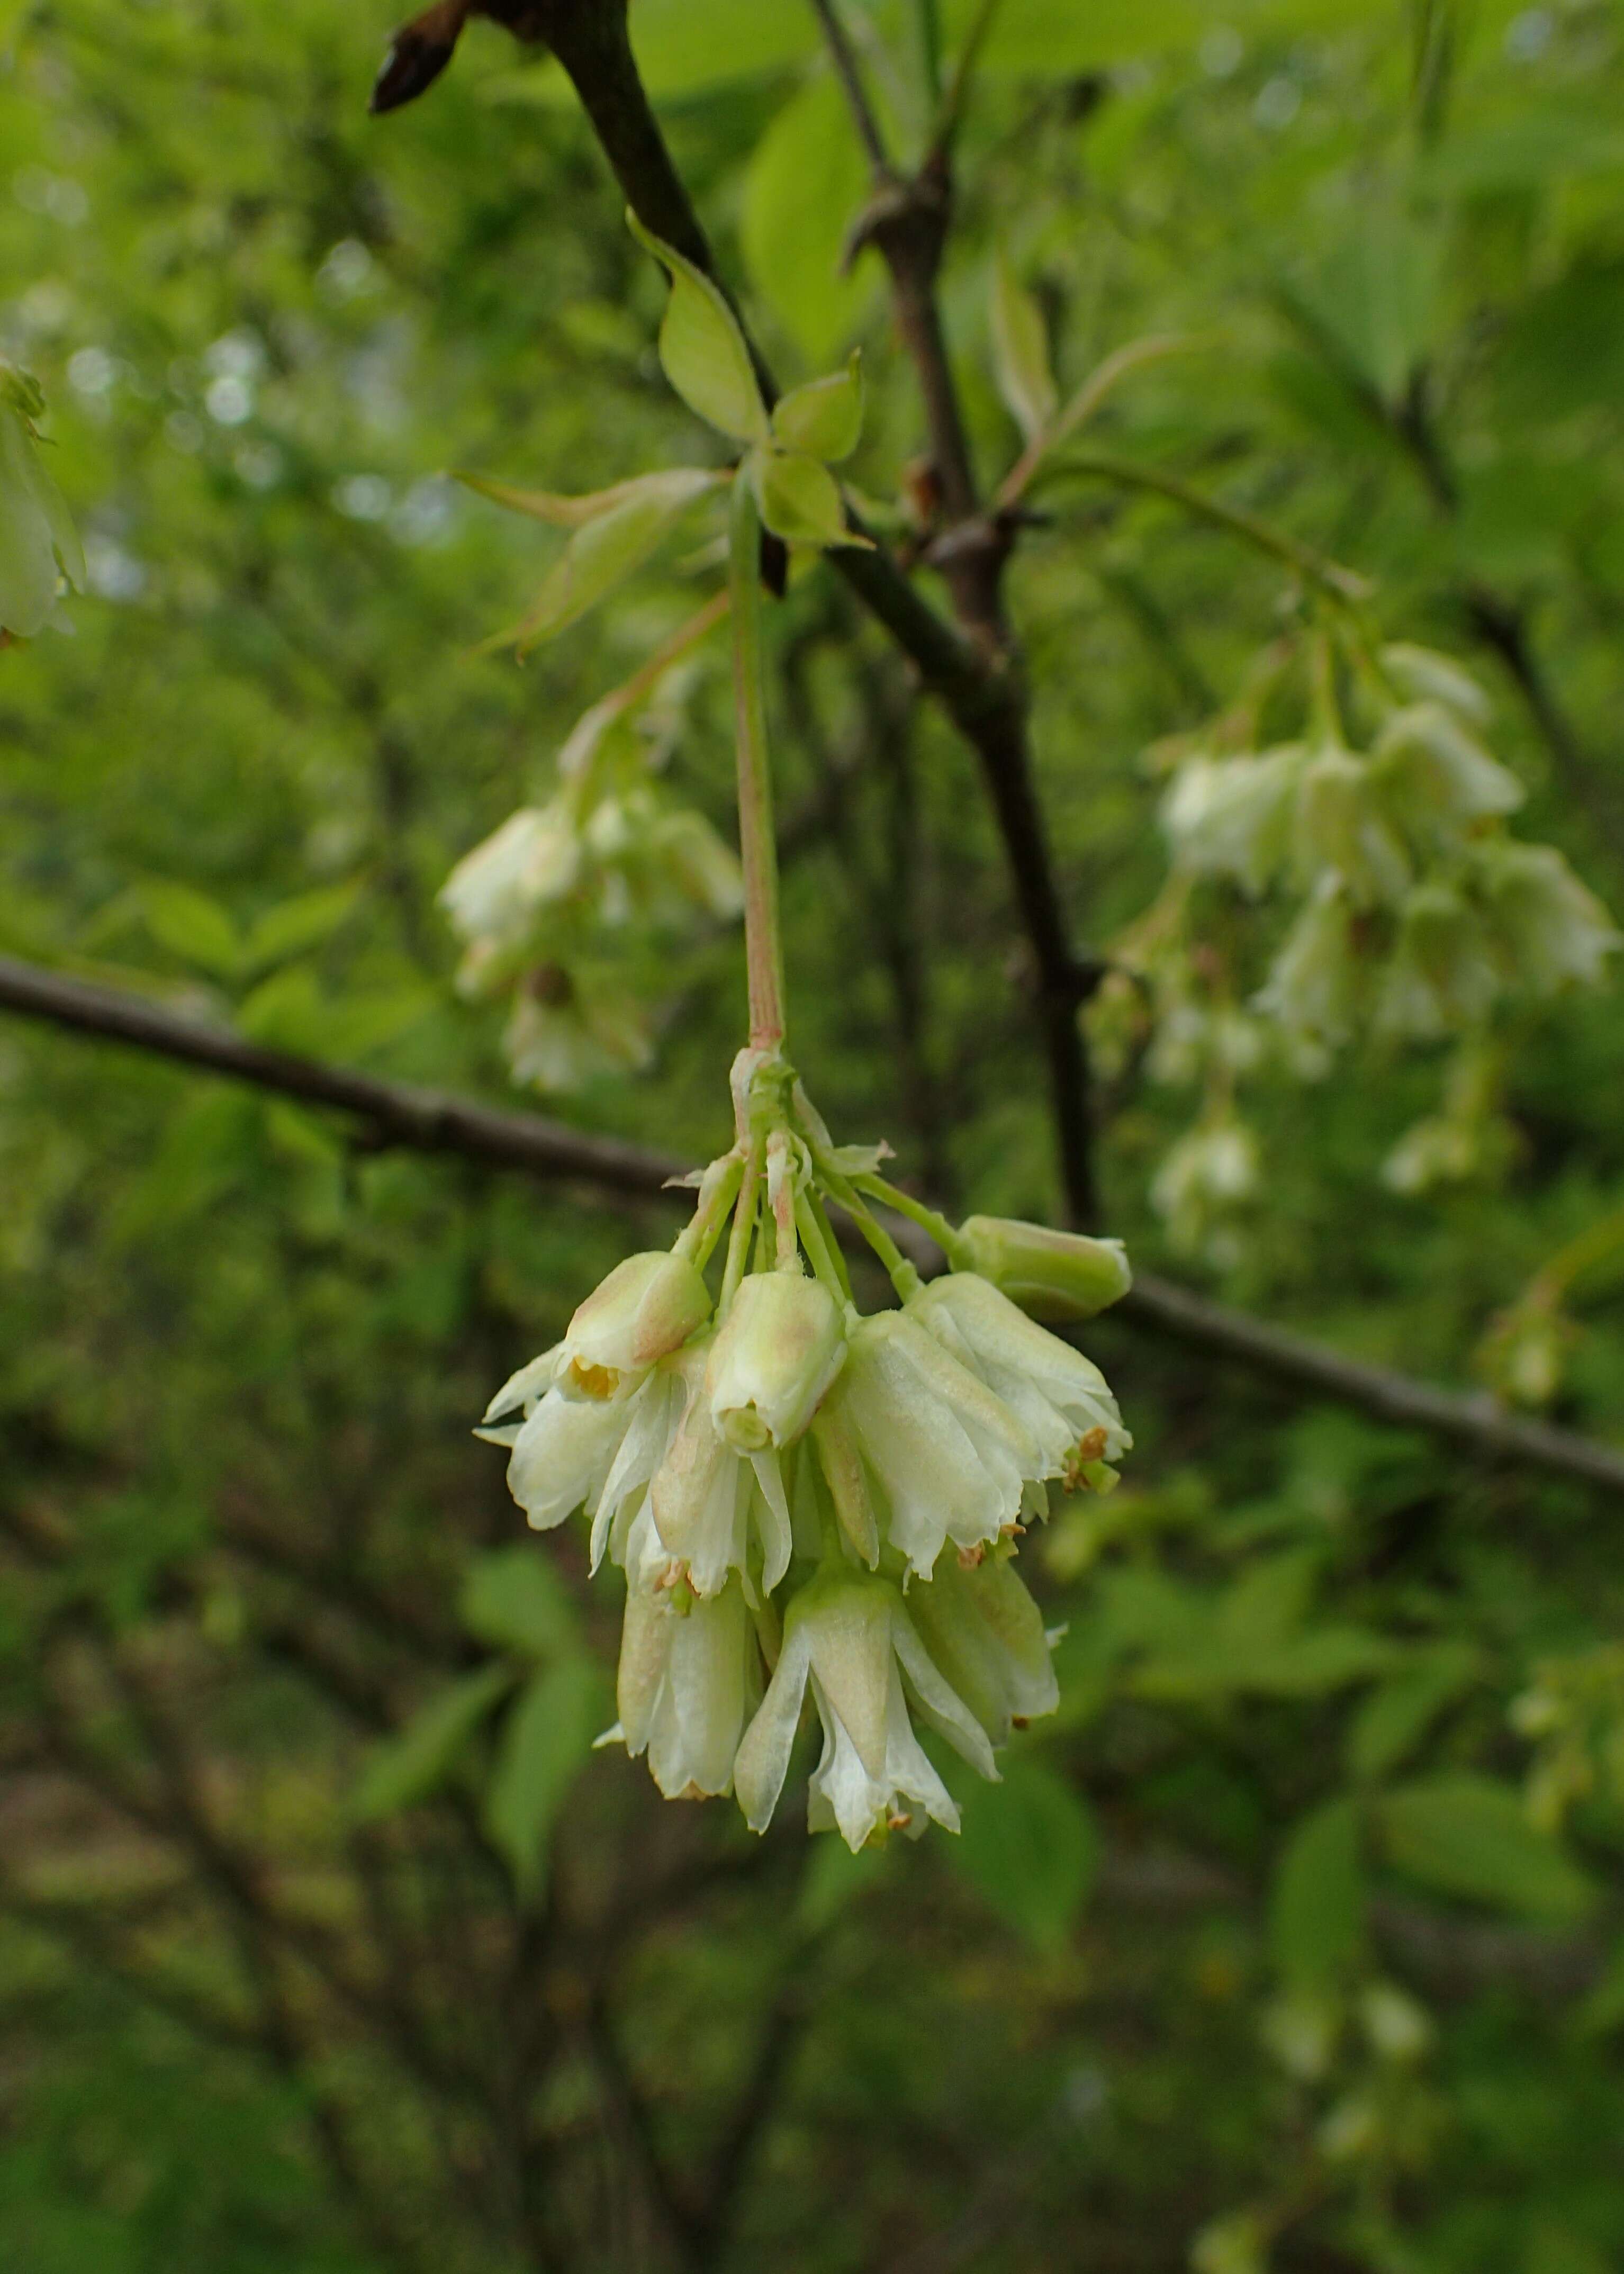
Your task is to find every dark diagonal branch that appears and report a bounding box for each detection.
[5,951,1624,1495]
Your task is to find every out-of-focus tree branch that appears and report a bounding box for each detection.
[6,950,1624,1494]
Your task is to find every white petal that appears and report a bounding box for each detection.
[483,1346,561,1425]
[880,1663,962,1832]
[889,1598,997,1780]
[750,1451,793,1593]
[646,1586,753,1799]
[733,1622,813,1834]
[507,1388,630,1530]
[807,1695,891,1851]
[591,1368,683,1572]
[616,1584,672,1756]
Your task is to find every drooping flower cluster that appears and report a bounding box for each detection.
[439,651,744,1092]
[1094,631,1619,1256]
[478,1049,1132,1849]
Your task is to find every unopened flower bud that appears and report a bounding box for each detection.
[954,1215,1131,1323]
[706,1269,845,1451]
[565,1250,711,1397]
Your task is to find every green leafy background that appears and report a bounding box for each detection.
[2,2,1622,2270]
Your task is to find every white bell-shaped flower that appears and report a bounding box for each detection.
[439,801,582,966]
[649,1361,792,1601]
[560,1248,711,1399]
[1161,746,1302,897]
[610,1508,761,1799]
[1377,883,1500,1040]
[706,1268,845,1451]
[906,1548,1059,1747]
[910,1273,1129,1479]
[1477,842,1620,995]
[1293,746,1410,908]
[817,1311,1039,1579]
[481,1360,644,1533]
[1255,875,1360,1044]
[1373,701,1524,832]
[733,1571,995,1851]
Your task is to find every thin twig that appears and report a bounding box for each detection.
[807,0,890,171]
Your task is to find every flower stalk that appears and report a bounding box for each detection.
[729,474,787,1054]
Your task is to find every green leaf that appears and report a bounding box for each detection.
[747,447,860,552]
[1270,1795,1365,1986]
[353,1663,516,1822]
[459,1546,580,1662]
[0,401,80,637]
[483,1657,603,1900]
[1575,1935,1624,2038]
[771,354,864,465]
[1346,1645,1479,1783]
[990,255,1058,447]
[630,0,816,94]
[1377,1775,1598,1920]
[626,211,766,443]
[950,1758,1097,1952]
[456,467,719,529]
[139,882,242,980]
[742,73,877,365]
[499,471,721,655]
[243,883,359,974]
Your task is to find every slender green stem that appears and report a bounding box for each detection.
[805,1186,853,1301]
[932,0,1004,154]
[794,1189,847,1304]
[854,1172,965,1266]
[674,1151,744,1270]
[808,1145,921,1300]
[719,1141,763,1313]
[915,0,943,107]
[728,476,788,1053]
[1036,449,1372,611]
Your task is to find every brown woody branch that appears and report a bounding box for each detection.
[5,950,1624,1494]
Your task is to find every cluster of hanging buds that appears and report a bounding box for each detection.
[1,354,82,643]
[470,212,1133,1848]
[439,616,743,1093]
[1094,628,1618,1255]
[479,1065,1131,1848]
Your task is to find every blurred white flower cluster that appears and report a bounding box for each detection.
[1093,636,1619,1261]
[439,660,743,1093]
[479,1050,1132,1851]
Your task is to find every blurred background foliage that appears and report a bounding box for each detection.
[2,1,1623,2269]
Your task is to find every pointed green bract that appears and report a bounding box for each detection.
[497,471,720,655]
[990,254,1058,446]
[627,209,768,444]
[771,354,864,464]
[457,465,722,527]
[748,445,863,552]
[0,393,83,638]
